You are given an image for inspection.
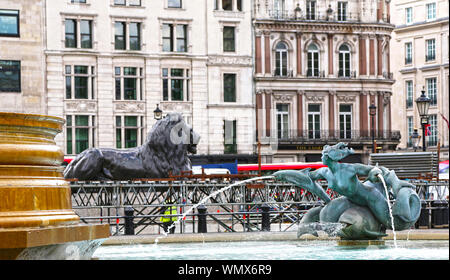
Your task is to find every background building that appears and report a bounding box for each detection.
[253,0,399,164]
[45,0,255,163]
[0,0,46,114]
[391,0,449,160]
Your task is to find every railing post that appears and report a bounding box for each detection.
[124,206,135,235]
[197,204,207,233]
[261,204,271,231]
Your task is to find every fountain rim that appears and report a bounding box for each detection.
[0,112,65,124]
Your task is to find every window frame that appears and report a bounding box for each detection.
[307,43,320,77]
[0,60,21,92]
[405,42,412,65]
[64,18,94,49]
[223,73,237,102]
[115,115,144,149]
[306,0,316,20]
[162,68,190,102]
[337,1,348,22]
[65,114,96,155]
[276,103,290,139]
[65,65,95,100]
[223,26,236,52]
[339,104,352,139]
[425,39,435,61]
[162,23,188,53]
[405,80,413,109]
[426,2,436,21]
[275,41,288,77]
[426,77,437,106]
[167,0,182,9]
[224,119,237,154]
[307,104,321,139]
[338,44,351,77]
[115,66,144,101]
[405,7,413,24]
[0,9,20,37]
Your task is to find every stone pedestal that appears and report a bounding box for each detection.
[0,112,109,260]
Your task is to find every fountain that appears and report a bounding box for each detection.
[273,142,422,246]
[0,112,109,260]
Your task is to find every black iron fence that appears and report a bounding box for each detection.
[268,129,401,142]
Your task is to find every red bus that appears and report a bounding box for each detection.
[238,162,327,174]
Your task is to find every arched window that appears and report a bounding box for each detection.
[338,44,351,77]
[275,42,288,76]
[307,43,319,77]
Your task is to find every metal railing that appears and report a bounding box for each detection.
[70,179,448,235]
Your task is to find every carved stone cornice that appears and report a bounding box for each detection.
[207,55,252,67]
[161,102,192,112]
[114,101,145,113]
[65,100,97,112]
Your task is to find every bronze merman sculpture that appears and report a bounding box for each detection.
[274,142,421,240]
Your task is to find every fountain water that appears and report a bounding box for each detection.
[378,174,397,248]
[155,176,274,244]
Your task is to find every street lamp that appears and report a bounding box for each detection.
[154,104,163,120]
[415,87,431,151]
[369,103,377,153]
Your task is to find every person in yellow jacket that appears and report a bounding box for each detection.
[160,198,178,234]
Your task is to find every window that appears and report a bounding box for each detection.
[276,104,289,139]
[0,60,21,92]
[80,20,92,48]
[307,43,319,77]
[114,0,141,6]
[222,0,233,11]
[168,0,182,8]
[115,67,144,100]
[426,39,435,61]
[426,77,437,106]
[338,44,351,77]
[223,73,236,102]
[426,2,436,20]
[308,104,321,139]
[224,120,237,154]
[306,0,316,20]
[162,23,187,52]
[115,21,141,51]
[339,104,352,139]
[65,65,95,99]
[66,115,95,155]
[129,22,141,50]
[273,0,286,18]
[65,19,77,48]
[115,116,144,149]
[405,7,413,24]
[275,42,288,76]
[337,2,347,21]
[71,0,87,3]
[0,9,19,37]
[407,116,414,147]
[406,80,413,108]
[405,42,412,64]
[428,114,438,146]
[65,19,93,49]
[223,26,235,52]
[162,68,190,101]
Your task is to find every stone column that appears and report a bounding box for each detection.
[265,91,271,137]
[264,32,271,75]
[369,38,375,76]
[328,91,335,133]
[328,34,333,75]
[377,92,384,134]
[296,32,302,76]
[359,36,367,76]
[255,34,262,74]
[256,92,263,139]
[360,92,368,137]
[297,91,303,137]
[377,36,383,76]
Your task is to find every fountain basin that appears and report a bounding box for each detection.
[0,112,109,259]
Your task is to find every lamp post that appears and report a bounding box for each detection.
[369,103,377,153]
[415,88,431,152]
[154,104,163,120]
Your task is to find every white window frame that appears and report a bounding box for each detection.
[115,115,145,149]
[64,65,96,100]
[426,2,436,21]
[65,114,96,155]
[114,66,144,101]
[276,103,290,139]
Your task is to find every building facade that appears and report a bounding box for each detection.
[391,0,449,160]
[253,0,399,164]
[0,0,46,114]
[45,0,255,162]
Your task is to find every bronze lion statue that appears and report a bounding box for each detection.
[64,113,200,180]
